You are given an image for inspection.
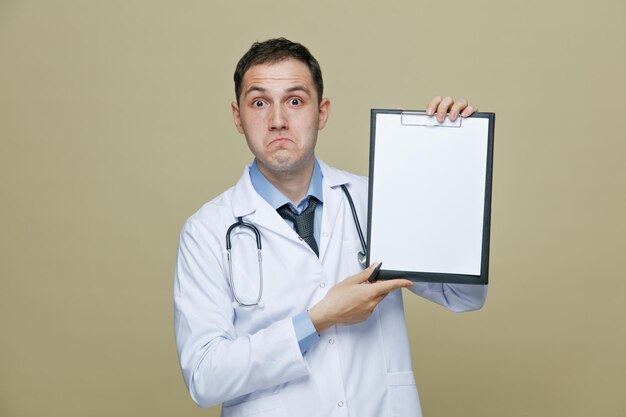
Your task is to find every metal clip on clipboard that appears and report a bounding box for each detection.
[400,111,462,128]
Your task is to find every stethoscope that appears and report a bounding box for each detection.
[226,184,367,307]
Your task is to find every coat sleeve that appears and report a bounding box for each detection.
[174,217,309,408]
[408,282,488,312]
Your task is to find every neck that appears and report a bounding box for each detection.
[256,158,315,204]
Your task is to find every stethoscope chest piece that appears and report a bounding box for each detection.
[358,251,367,268]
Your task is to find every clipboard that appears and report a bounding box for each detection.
[366,109,495,284]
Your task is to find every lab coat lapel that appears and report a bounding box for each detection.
[318,161,351,261]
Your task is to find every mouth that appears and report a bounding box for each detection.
[268,137,293,146]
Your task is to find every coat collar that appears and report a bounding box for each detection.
[229,159,355,257]
[317,159,352,189]
[230,158,352,218]
[231,164,261,219]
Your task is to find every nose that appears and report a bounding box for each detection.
[269,106,288,131]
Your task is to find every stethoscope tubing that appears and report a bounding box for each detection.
[226,218,264,306]
[340,184,368,264]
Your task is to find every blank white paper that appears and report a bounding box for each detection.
[369,113,490,275]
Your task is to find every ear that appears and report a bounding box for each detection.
[231,101,244,134]
[317,98,331,130]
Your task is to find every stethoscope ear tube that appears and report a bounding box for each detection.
[226,217,264,306]
[226,218,262,250]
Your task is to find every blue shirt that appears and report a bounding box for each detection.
[249,159,324,242]
[249,160,322,354]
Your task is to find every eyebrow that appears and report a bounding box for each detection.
[243,85,311,97]
[286,86,311,95]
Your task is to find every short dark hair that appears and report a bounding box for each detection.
[234,38,324,104]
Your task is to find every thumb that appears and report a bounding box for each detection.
[344,263,379,285]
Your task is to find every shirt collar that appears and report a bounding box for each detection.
[249,159,324,213]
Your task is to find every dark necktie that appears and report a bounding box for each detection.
[277,197,319,256]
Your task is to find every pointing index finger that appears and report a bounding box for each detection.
[371,278,414,297]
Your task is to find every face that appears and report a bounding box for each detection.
[231,59,330,180]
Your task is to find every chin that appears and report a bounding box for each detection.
[264,155,307,174]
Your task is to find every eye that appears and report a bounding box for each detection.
[252,100,265,107]
[289,98,302,106]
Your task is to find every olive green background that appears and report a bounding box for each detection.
[1,1,625,416]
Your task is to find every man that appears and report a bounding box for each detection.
[174,38,486,417]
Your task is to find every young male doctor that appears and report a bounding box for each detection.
[174,38,487,417]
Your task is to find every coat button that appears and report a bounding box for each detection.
[337,401,344,407]
[329,338,335,344]
[319,282,326,288]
